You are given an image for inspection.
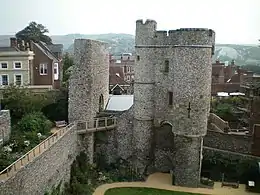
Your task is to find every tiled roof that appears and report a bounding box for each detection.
[34,42,58,61]
[109,66,129,85]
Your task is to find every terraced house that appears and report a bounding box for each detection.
[0,41,34,86]
[0,38,63,89]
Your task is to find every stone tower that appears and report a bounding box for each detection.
[134,19,215,187]
[68,39,109,163]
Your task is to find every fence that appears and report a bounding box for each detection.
[77,117,117,134]
[0,123,75,181]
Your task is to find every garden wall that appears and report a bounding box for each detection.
[0,110,11,145]
[204,130,251,154]
[0,125,78,195]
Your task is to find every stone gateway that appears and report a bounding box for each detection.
[69,19,215,188]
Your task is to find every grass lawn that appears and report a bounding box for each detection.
[105,187,206,195]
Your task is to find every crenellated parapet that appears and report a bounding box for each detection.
[136,19,215,55]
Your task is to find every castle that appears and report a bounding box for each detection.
[69,19,215,188]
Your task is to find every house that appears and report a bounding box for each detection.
[109,66,131,95]
[211,60,252,95]
[30,41,63,89]
[0,38,34,86]
[0,38,63,89]
[109,53,135,82]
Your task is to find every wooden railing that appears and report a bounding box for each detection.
[0,123,75,181]
[77,117,117,134]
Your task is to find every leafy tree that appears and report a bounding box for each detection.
[214,103,235,121]
[16,21,52,44]
[42,88,68,122]
[62,53,74,87]
[16,112,53,134]
[1,85,53,123]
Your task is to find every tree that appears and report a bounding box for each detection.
[62,53,74,86]
[2,85,53,123]
[16,21,52,44]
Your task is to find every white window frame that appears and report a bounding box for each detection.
[13,61,22,69]
[1,74,9,86]
[39,63,48,75]
[126,75,130,81]
[127,66,131,73]
[0,61,8,69]
[14,74,23,86]
[53,62,59,80]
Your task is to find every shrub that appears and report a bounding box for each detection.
[17,112,53,135]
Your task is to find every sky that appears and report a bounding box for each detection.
[0,0,259,44]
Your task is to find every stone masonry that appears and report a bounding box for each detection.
[67,20,215,188]
[0,125,78,195]
[68,39,109,163]
[133,19,215,187]
[0,110,11,145]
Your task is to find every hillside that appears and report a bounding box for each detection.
[0,34,259,66]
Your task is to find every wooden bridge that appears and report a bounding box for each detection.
[0,117,117,181]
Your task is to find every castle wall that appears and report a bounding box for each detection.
[95,108,134,164]
[0,110,11,145]
[0,126,78,195]
[204,130,251,154]
[203,146,260,162]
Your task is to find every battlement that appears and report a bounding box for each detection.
[136,19,157,25]
[135,19,215,46]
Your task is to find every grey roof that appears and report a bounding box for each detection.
[47,44,63,53]
[106,95,133,111]
[0,47,18,52]
[35,42,58,61]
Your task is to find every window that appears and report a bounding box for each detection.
[0,62,8,69]
[54,63,59,80]
[1,75,8,85]
[168,91,173,105]
[40,63,48,75]
[137,56,140,61]
[164,60,169,72]
[14,75,22,86]
[127,66,131,73]
[127,75,130,81]
[14,62,22,69]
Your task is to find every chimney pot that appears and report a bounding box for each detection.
[10,37,17,48]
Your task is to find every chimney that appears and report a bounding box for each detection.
[26,42,30,51]
[20,40,25,51]
[231,59,235,66]
[216,59,220,64]
[10,37,17,48]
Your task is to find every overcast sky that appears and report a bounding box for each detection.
[0,0,259,44]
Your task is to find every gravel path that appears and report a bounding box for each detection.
[93,173,259,195]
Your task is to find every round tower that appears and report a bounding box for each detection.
[169,28,215,187]
[133,19,157,173]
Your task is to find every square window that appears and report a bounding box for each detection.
[1,62,8,69]
[1,75,8,85]
[14,62,22,69]
[15,75,22,86]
